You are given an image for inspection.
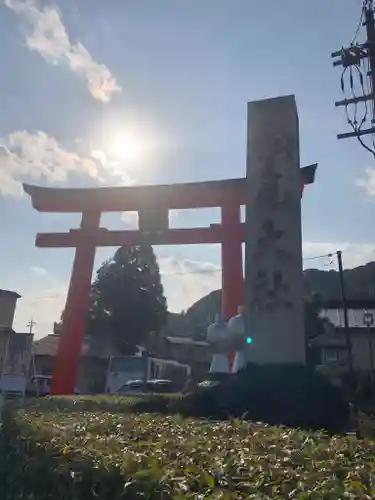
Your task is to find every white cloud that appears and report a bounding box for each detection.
[120,211,139,228]
[89,148,133,186]
[4,0,121,102]
[13,282,67,339]
[30,266,48,276]
[0,130,134,196]
[302,241,375,269]
[0,147,24,196]
[356,167,375,196]
[159,257,221,313]
[0,130,100,195]
[120,210,178,229]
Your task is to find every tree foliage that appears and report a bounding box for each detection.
[86,245,168,355]
[304,293,333,367]
[304,292,330,342]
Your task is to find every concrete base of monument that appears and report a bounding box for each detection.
[178,363,349,433]
[205,373,232,384]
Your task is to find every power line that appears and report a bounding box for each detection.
[24,252,338,303]
[351,0,366,45]
[303,252,334,261]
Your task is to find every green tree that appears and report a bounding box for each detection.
[304,293,330,341]
[304,293,332,367]
[86,245,168,355]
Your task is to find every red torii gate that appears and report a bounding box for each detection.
[24,165,316,395]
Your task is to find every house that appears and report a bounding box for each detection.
[0,290,33,395]
[32,334,118,393]
[313,301,375,372]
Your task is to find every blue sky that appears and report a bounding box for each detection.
[0,0,374,337]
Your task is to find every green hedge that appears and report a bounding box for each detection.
[1,397,375,498]
[175,364,350,433]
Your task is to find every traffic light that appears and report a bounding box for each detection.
[245,336,253,345]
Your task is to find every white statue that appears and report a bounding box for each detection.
[228,306,249,373]
[206,314,230,374]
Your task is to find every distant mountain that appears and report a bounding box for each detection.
[303,262,375,301]
[166,261,375,337]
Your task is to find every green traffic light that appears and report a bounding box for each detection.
[246,336,253,344]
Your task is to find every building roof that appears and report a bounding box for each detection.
[32,334,118,359]
[310,334,347,348]
[33,334,77,357]
[321,309,375,329]
[0,289,21,299]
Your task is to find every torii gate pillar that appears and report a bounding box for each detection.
[52,211,100,394]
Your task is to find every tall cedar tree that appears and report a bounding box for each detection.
[304,293,330,342]
[86,245,168,355]
[304,292,332,367]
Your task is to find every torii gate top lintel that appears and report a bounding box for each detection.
[23,178,245,213]
[22,163,316,214]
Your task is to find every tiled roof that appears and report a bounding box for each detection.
[32,334,86,357]
[32,334,117,359]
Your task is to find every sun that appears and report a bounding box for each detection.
[109,135,144,162]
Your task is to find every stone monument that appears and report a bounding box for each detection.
[244,95,305,365]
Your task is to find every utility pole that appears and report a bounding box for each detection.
[27,318,36,335]
[363,310,375,377]
[366,1,375,124]
[336,250,358,417]
[337,251,354,375]
[332,0,375,145]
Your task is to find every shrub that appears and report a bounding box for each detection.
[18,394,180,416]
[1,397,375,498]
[130,394,178,414]
[176,363,350,433]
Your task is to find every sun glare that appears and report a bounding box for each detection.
[109,135,144,162]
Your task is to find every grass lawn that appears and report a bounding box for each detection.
[2,396,375,498]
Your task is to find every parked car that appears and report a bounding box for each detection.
[26,375,52,397]
[118,379,148,394]
[117,379,175,395]
[147,379,175,393]
[26,375,80,397]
